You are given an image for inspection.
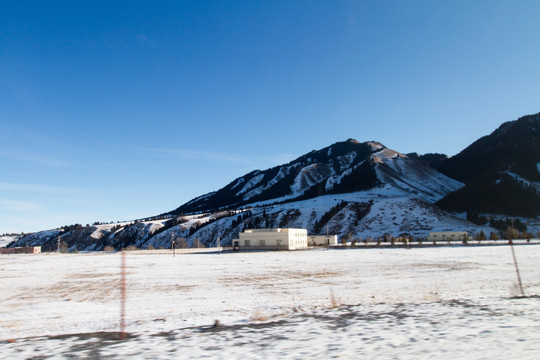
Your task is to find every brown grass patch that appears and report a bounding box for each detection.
[250,310,269,322]
[220,270,343,287]
[7,274,121,303]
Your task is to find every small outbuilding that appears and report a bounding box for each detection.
[308,235,338,246]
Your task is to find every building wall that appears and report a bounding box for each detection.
[428,232,469,241]
[0,246,42,255]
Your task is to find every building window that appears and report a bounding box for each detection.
[277,240,283,246]
[260,239,265,246]
[245,240,250,247]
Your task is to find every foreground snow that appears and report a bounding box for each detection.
[2,246,540,359]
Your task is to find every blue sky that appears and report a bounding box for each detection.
[1,1,539,234]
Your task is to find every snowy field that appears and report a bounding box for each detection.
[2,245,540,359]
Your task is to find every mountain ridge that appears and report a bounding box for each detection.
[436,112,540,217]
[168,139,461,215]
[3,112,540,251]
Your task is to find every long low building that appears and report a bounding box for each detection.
[428,231,469,242]
[233,228,337,250]
[0,246,41,255]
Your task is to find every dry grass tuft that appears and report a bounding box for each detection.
[329,289,341,308]
[423,286,441,301]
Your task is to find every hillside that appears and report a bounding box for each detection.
[436,112,540,217]
[169,140,461,215]
[169,139,379,214]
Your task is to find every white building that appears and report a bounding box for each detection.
[233,228,308,250]
[428,231,469,242]
[308,235,338,246]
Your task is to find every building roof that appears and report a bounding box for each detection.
[243,228,306,233]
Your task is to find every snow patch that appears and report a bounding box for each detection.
[230,177,245,190]
[367,141,385,151]
[291,164,333,195]
[506,171,540,194]
[371,148,403,163]
[236,174,264,196]
[325,160,365,191]
[241,165,296,201]
[336,151,357,171]
[184,192,214,206]
[0,235,19,248]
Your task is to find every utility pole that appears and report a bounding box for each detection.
[120,250,126,339]
[57,236,61,253]
[509,217,524,296]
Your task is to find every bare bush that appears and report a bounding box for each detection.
[329,289,341,308]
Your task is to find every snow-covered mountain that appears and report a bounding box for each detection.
[4,113,539,251]
[3,140,476,251]
[169,140,462,215]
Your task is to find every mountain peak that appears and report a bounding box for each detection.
[168,138,461,215]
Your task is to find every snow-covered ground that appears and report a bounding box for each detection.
[2,246,540,359]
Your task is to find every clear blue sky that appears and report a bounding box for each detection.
[1,1,539,234]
